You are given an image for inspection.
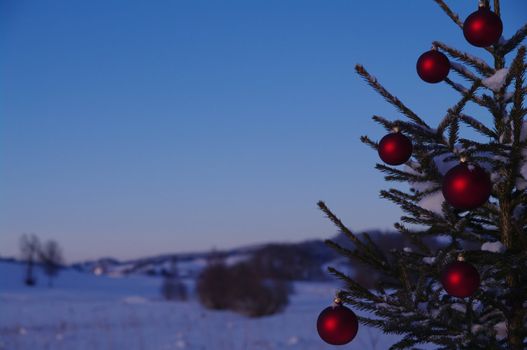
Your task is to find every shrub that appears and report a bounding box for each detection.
[196,261,234,310]
[197,259,290,317]
[229,262,289,317]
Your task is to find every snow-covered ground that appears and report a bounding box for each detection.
[0,261,405,350]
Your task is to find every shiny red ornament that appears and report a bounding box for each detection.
[378,132,413,165]
[441,260,480,298]
[317,303,358,345]
[442,163,491,210]
[416,50,450,83]
[463,6,503,47]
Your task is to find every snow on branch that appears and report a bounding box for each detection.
[481,241,506,253]
[494,321,508,340]
[482,68,509,91]
[422,256,436,265]
[450,62,480,82]
[445,78,469,94]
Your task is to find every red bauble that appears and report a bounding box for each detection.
[463,7,503,47]
[442,163,491,210]
[378,132,413,165]
[317,304,358,345]
[416,50,450,83]
[441,261,480,298]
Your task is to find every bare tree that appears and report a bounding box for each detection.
[39,240,64,287]
[19,234,40,286]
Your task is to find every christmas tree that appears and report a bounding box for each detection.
[317,1,527,349]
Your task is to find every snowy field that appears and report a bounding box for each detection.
[0,261,407,350]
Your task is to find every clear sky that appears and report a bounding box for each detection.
[1,1,526,262]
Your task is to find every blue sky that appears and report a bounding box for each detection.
[1,1,526,261]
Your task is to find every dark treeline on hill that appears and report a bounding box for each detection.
[70,230,480,286]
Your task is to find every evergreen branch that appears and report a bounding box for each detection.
[360,135,378,151]
[317,201,369,250]
[327,266,383,302]
[499,23,527,55]
[318,201,388,269]
[324,239,387,271]
[450,62,480,82]
[436,113,457,139]
[371,114,396,131]
[375,163,426,182]
[390,334,438,349]
[500,48,527,96]
[356,316,386,329]
[362,231,389,263]
[434,41,494,76]
[444,78,490,108]
[355,64,430,128]
[371,115,442,143]
[432,0,463,29]
[457,138,509,155]
[459,113,498,139]
[381,189,444,223]
[438,80,482,148]
[448,117,459,147]
[394,223,433,254]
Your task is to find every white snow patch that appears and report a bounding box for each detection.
[450,62,478,81]
[287,336,300,345]
[422,257,436,265]
[494,321,508,340]
[481,241,506,253]
[430,308,440,318]
[433,153,459,175]
[471,324,483,334]
[122,296,149,304]
[451,303,466,313]
[418,190,445,215]
[482,68,509,91]
[403,247,413,253]
[404,163,435,192]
